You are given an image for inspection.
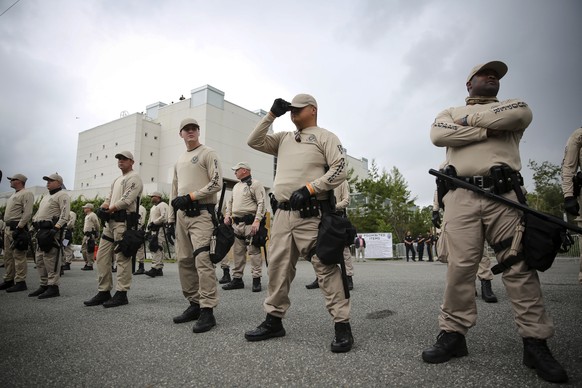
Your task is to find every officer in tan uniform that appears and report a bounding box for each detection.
[81,203,100,270]
[29,173,70,299]
[305,179,354,290]
[222,162,266,292]
[62,210,77,271]
[1,174,34,293]
[560,126,582,285]
[245,94,353,353]
[83,151,143,308]
[169,118,223,333]
[132,204,147,274]
[144,191,169,277]
[422,61,567,383]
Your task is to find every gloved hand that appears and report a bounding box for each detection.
[564,196,580,216]
[166,223,175,245]
[148,222,155,230]
[432,211,441,228]
[96,207,110,222]
[289,186,311,210]
[270,98,291,117]
[172,194,192,210]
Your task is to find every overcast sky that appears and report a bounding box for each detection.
[1,0,581,206]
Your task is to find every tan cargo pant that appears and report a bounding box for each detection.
[264,210,350,323]
[477,256,493,281]
[96,220,132,292]
[438,188,553,339]
[231,222,262,279]
[578,221,582,285]
[81,236,94,266]
[35,234,62,287]
[150,229,166,269]
[175,210,218,308]
[343,246,354,276]
[3,228,28,282]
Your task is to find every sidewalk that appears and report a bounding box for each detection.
[0,258,580,387]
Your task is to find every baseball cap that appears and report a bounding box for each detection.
[180,118,199,131]
[115,151,134,160]
[43,173,63,184]
[289,94,318,109]
[149,191,163,198]
[232,162,251,171]
[82,203,94,209]
[466,61,508,83]
[8,173,27,183]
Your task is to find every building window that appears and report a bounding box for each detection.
[154,136,158,140]
[105,155,108,159]
[150,152,154,156]
[96,156,99,160]
[139,162,143,166]
[145,132,148,137]
[84,160,87,163]
[81,183,83,188]
[102,145,105,149]
[90,153,92,157]
[101,173,103,176]
[151,177,154,182]
[94,175,96,179]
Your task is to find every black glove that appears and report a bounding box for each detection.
[172,194,192,210]
[564,196,580,216]
[289,186,311,210]
[166,223,175,245]
[270,98,291,117]
[432,211,441,228]
[96,207,110,222]
[269,193,278,215]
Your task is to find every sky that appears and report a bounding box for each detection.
[0,0,581,206]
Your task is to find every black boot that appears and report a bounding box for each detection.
[84,291,112,306]
[192,308,216,333]
[102,291,128,308]
[28,285,48,297]
[173,302,201,324]
[6,281,27,293]
[245,314,286,341]
[145,267,158,277]
[133,263,145,275]
[331,322,354,353]
[305,278,319,289]
[480,279,498,303]
[218,268,231,284]
[63,262,71,270]
[111,266,117,273]
[222,277,244,290]
[422,331,468,363]
[347,276,353,291]
[81,264,94,271]
[38,285,60,299]
[523,338,568,383]
[252,277,261,292]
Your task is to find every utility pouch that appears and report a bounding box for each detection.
[126,212,139,229]
[12,228,29,251]
[490,165,513,194]
[87,238,96,255]
[299,197,319,218]
[184,201,201,217]
[37,228,57,253]
[316,213,357,265]
[441,165,458,191]
[148,233,161,252]
[209,223,234,263]
[114,229,145,257]
[110,210,127,223]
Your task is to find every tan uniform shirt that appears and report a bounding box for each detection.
[104,170,143,214]
[149,202,170,226]
[4,189,35,228]
[83,211,100,236]
[247,114,347,200]
[226,178,266,220]
[33,189,70,228]
[138,205,147,228]
[67,211,77,230]
[561,127,582,198]
[334,180,350,211]
[430,98,532,176]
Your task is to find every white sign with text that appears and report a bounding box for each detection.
[358,233,393,259]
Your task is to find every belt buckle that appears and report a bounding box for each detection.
[473,176,484,189]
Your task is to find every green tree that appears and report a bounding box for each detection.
[526,160,563,217]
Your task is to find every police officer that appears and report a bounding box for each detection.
[245,94,353,353]
[132,204,147,274]
[62,210,77,271]
[423,61,567,383]
[83,151,143,308]
[29,173,70,299]
[425,231,435,262]
[561,126,582,285]
[416,233,425,261]
[81,203,100,270]
[144,192,169,277]
[404,231,415,262]
[0,174,34,292]
[169,118,223,333]
[222,162,266,292]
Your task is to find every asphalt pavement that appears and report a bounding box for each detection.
[0,257,581,387]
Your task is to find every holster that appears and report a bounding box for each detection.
[125,212,139,229]
[184,201,201,217]
[110,210,128,223]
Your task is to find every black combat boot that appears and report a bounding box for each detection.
[38,285,60,299]
[222,277,244,290]
[252,277,261,292]
[305,278,319,289]
[145,267,158,277]
[331,322,354,353]
[0,280,15,290]
[422,331,468,363]
[218,268,231,284]
[84,291,112,306]
[28,285,48,297]
[81,264,93,271]
[111,266,117,273]
[6,281,27,293]
[523,338,568,383]
[133,263,145,275]
[192,308,216,333]
[63,262,71,270]
[245,314,286,341]
[480,279,498,303]
[347,276,354,291]
[102,291,128,308]
[173,302,201,324]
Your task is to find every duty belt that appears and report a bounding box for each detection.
[233,214,255,224]
[277,202,292,211]
[456,174,523,194]
[6,220,21,229]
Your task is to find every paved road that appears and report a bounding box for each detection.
[0,258,580,387]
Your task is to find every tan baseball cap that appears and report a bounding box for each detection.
[148,191,163,198]
[115,151,134,160]
[466,61,508,83]
[43,173,63,184]
[8,173,27,183]
[180,118,199,131]
[289,94,318,109]
[232,162,251,171]
[82,203,94,209]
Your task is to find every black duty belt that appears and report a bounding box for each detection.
[6,221,20,229]
[233,214,255,224]
[278,202,292,211]
[456,174,523,193]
